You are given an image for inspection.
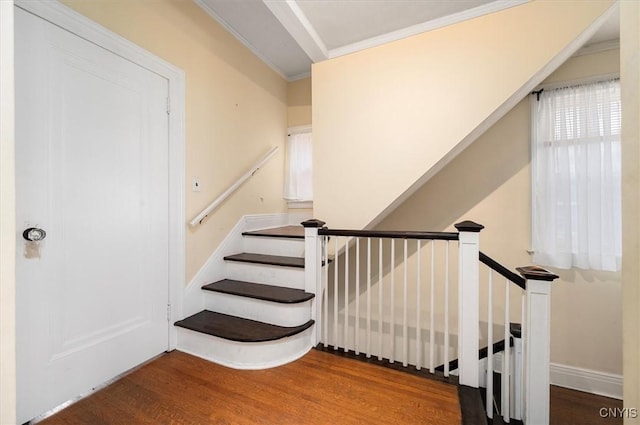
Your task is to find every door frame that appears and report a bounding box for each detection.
[15,0,186,350]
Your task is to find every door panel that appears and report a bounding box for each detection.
[15,7,170,423]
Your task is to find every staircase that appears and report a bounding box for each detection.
[175,225,317,369]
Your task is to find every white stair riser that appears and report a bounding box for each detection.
[243,236,305,257]
[203,292,312,327]
[176,326,314,369]
[225,262,304,289]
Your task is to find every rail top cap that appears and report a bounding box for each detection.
[516,265,559,281]
[454,220,484,232]
[301,219,326,228]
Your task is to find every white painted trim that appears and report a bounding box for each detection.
[328,0,528,59]
[574,39,620,57]
[288,71,311,82]
[288,125,312,135]
[183,212,312,317]
[263,0,328,63]
[287,200,313,209]
[366,1,619,231]
[550,363,623,400]
[192,0,289,81]
[0,1,16,424]
[14,0,186,351]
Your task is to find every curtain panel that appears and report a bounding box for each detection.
[531,79,621,271]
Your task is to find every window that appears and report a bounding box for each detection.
[531,79,621,271]
[284,127,312,206]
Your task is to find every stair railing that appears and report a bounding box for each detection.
[189,146,279,227]
[303,218,558,425]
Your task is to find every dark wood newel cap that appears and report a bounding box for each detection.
[301,219,326,228]
[516,265,559,281]
[454,221,484,232]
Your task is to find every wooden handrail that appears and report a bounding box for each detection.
[189,146,279,227]
[318,228,459,241]
[479,251,526,289]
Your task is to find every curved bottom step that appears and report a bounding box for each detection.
[176,325,315,370]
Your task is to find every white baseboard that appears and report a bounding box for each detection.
[550,363,622,400]
[480,354,622,401]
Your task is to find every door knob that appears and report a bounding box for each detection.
[23,227,46,241]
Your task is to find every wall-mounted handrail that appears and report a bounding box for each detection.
[189,146,279,227]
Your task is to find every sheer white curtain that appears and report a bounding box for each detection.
[531,79,621,271]
[284,130,313,201]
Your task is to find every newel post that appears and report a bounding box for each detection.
[302,219,326,346]
[454,220,484,388]
[516,265,559,425]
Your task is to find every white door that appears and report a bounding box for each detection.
[15,7,170,423]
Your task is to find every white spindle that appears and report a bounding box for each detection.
[366,238,372,358]
[403,239,408,366]
[344,239,349,352]
[487,269,494,419]
[323,236,329,347]
[416,240,422,370]
[355,238,360,354]
[378,238,383,361]
[502,278,510,422]
[444,241,450,377]
[429,242,435,373]
[390,240,395,363]
[333,236,338,350]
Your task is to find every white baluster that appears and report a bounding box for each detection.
[416,240,422,371]
[378,238,383,361]
[444,241,450,377]
[403,239,408,367]
[390,239,395,363]
[366,238,372,358]
[355,238,360,355]
[333,236,338,350]
[323,236,329,347]
[487,269,494,419]
[429,241,435,374]
[503,279,510,422]
[344,239,349,352]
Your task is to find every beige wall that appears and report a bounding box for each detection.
[379,48,622,377]
[61,0,289,283]
[287,77,311,127]
[0,1,16,422]
[312,0,615,232]
[621,0,640,419]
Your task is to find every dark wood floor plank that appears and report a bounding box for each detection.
[224,252,305,268]
[37,349,462,425]
[174,310,314,342]
[550,385,622,425]
[242,225,305,239]
[202,279,314,303]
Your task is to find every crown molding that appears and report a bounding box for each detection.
[328,0,528,59]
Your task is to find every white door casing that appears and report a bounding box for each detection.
[14,2,185,422]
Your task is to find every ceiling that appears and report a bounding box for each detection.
[194,0,620,82]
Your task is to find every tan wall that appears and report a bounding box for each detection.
[312,0,615,232]
[0,1,16,422]
[60,0,289,283]
[621,0,640,419]
[287,77,311,127]
[378,48,622,376]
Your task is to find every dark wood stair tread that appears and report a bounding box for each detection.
[224,253,305,268]
[202,279,314,303]
[174,310,314,342]
[242,226,304,239]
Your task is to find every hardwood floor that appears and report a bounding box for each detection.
[550,385,623,425]
[36,349,461,425]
